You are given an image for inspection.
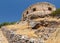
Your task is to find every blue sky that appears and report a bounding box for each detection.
[0,0,60,23]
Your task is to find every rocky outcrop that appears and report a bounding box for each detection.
[0,29,8,43]
[0,2,60,43]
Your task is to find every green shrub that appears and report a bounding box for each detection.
[51,8,60,16]
[0,22,16,28]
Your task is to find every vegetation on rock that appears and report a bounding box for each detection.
[51,8,60,16]
[0,22,16,28]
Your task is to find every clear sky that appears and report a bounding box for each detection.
[0,0,60,23]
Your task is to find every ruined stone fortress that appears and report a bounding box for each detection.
[22,2,56,21]
[0,2,60,43]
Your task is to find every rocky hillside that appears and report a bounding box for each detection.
[0,2,60,43]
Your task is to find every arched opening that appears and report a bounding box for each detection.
[32,8,36,11]
[48,7,52,11]
[26,11,28,14]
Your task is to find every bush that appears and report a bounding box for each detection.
[0,22,16,28]
[51,8,60,16]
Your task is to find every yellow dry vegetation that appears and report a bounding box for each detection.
[2,17,60,43]
[45,28,60,43]
[4,21,38,38]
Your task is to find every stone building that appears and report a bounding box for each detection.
[22,2,56,21]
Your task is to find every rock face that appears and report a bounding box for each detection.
[0,29,8,43]
[0,2,60,43]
